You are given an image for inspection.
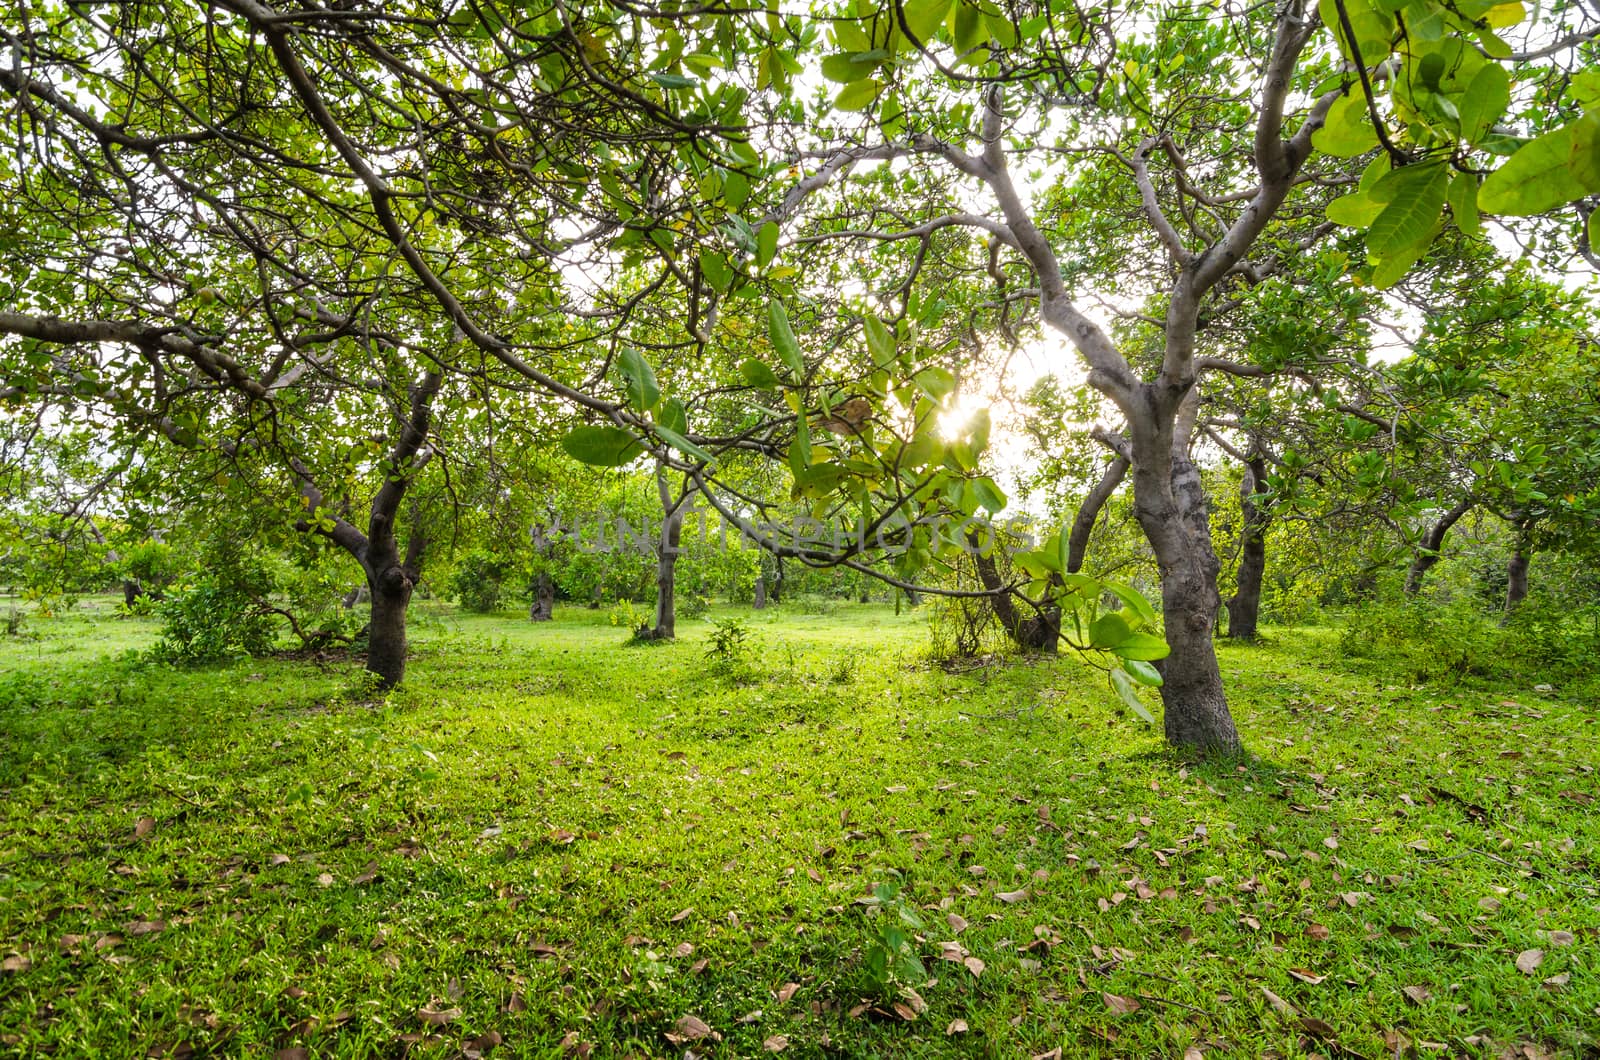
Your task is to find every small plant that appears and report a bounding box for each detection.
[829,649,862,685]
[679,593,711,619]
[858,878,927,998]
[152,576,278,663]
[704,617,750,669]
[607,599,644,631]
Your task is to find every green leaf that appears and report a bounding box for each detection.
[1110,668,1156,724]
[653,424,717,466]
[1089,612,1132,650]
[1589,209,1600,253]
[970,476,1006,513]
[863,315,895,366]
[1054,527,1073,576]
[1312,92,1380,158]
[913,366,956,400]
[1458,63,1510,145]
[1480,111,1600,215]
[791,415,813,473]
[903,0,952,41]
[562,426,644,467]
[617,347,660,412]
[1366,162,1449,257]
[1326,189,1385,228]
[768,301,805,379]
[835,79,882,112]
[740,358,782,389]
[1111,632,1171,661]
[1103,580,1157,626]
[658,397,688,436]
[650,72,698,90]
[1448,170,1482,237]
[952,1,989,53]
[756,221,780,268]
[1124,659,1164,687]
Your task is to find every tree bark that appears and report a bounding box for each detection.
[1067,452,1130,575]
[295,371,441,690]
[1125,393,1241,756]
[529,573,555,621]
[753,575,767,610]
[1404,496,1473,596]
[970,539,1058,652]
[1503,547,1529,617]
[1225,456,1270,640]
[642,474,687,640]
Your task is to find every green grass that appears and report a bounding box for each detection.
[1,599,1596,1057]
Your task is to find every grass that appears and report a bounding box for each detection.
[0,597,1596,1058]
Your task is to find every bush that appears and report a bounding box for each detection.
[679,593,711,619]
[449,551,509,613]
[152,577,278,663]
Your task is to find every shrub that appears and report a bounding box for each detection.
[679,593,711,619]
[449,551,510,613]
[152,577,278,663]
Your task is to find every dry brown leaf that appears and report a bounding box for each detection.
[946,1019,969,1035]
[134,816,155,839]
[762,1035,789,1053]
[315,873,334,888]
[352,861,380,885]
[671,1015,713,1041]
[95,933,124,952]
[891,1001,918,1022]
[1032,1049,1063,1060]
[1516,949,1545,975]
[673,943,694,958]
[1,955,30,975]
[996,888,1029,904]
[776,981,800,1003]
[1549,930,1575,947]
[1102,992,1141,1015]
[947,913,968,934]
[963,956,985,978]
[274,1049,309,1060]
[126,920,166,937]
[1478,896,1502,913]
[1261,987,1297,1016]
[1287,968,1326,985]
[417,1005,461,1026]
[670,907,695,924]
[1298,1015,1337,1039]
[1402,985,1431,1005]
[1543,972,1571,989]
[1304,923,1330,940]
[505,991,528,1013]
[1183,1048,1204,1060]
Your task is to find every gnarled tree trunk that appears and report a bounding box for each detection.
[1503,547,1529,617]
[640,473,688,640]
[1405,496,1473,596]
[529,573,555,621]
[1225,456,1270,640]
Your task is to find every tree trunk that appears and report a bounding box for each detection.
[341,584,369,608]
[643,499,685,640]
[1129,418,1241,756]
[1404,496,1473,595]
[1503,548,1529,618]
[1225,457,1269,640]
[123,579,144,607]
[529,572,555,621]
[753,575,767,610]
[970,541,1058,652]
[364,552,414,690]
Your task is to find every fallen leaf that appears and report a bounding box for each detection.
[125,920,166,937]
[505,991,528,1013]
[1478,896,1502,913]
[1299,1015,1337,1039]
[134,816,155,839]
[947,913,968,934]
[1184,1048,1204,1060]
[672,943,694,958]
[352,861,380,885]
[1102,992,1140,1015]
[946,1019,969,1035]
[891,1001,919,1021]
[1516,949,1544,974]
[1549,930,1574,947]
[763,1035,789,1052]
[275,1049,309,1060]
[1261,987,1297,1016]
[1543,972,1571,989]
[671,1015,712,1041]
[316,873,334,888]
[776,982,800,1003]
[1402,985,1430,1005]
[670,907,695,924]
[1,955,30,974]
[417,1005,461,1026]
[1304,923,1330,940]
[996,888,1029,903]
[964,956,985,978]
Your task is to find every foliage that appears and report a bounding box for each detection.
[448,551,512,614]
[151,576,278,664]
[857,878,928,998]
[703,617,753,676]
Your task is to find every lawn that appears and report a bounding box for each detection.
[0,600,1595,1057]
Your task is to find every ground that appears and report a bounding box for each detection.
[0,598,1596,1058]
